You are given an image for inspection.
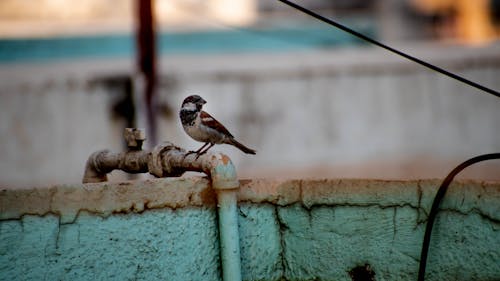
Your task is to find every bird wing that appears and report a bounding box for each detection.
[200,111,234,138]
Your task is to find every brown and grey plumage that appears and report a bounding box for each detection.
[179,95,256,156]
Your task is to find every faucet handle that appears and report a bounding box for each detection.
[124,128,146,150]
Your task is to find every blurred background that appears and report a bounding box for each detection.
[0,0,499,188]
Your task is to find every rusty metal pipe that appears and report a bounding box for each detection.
[82,141,239,186]
[82,131,242,280]
[82,150,150,183]
[83,146,243,281]
[156,147,242,281]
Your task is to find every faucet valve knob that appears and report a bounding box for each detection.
[124,128,146,150]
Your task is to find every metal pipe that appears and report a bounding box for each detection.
[82,150,150,183]
[83,135,242,281]
[83,129,150,183]
[216,188,242,281]
[159,148,242,281]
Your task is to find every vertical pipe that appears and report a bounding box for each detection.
[207,154,242,281]
[216,190,242,281]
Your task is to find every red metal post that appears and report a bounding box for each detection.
[136,0,158,145]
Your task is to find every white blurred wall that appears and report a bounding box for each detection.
[1,43,499,187]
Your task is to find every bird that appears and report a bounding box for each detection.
[179,94,256,158]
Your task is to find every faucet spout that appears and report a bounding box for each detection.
[82,149,150,183]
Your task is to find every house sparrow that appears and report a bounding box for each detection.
[179,95,256,157]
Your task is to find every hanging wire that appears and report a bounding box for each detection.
[276,2,500,280]
[277,0,500,99]
[417,153,500,281]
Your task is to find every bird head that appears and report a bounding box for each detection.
[182,95,207,111]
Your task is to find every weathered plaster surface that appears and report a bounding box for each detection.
[0,177,215,223]
[239,179,500,222]
[1,178,499,281]
[0,209,220,281]
[237,179,500,280]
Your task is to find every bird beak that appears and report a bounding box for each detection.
[200,98,207,105]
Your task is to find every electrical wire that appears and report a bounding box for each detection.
[277,0,500,99]
[417,153,500,281]
[275,2,500,279]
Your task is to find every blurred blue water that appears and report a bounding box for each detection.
[0,24,373,64]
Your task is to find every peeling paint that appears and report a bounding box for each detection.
[0,177,216,223]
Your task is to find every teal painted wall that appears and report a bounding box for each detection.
[237,202,500,281]
[1,208,220,281]
[1,179,500,281]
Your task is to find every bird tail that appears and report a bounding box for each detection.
[229,139,256,154]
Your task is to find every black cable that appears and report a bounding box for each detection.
[277,0,500,99]
[276,1,500,279]
[417,153,500,281]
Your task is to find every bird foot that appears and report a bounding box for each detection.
[182,150,207,161]
[182,151,196,161]
[194,150,208,160]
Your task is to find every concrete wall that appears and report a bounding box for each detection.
[1,178,499,280]
[1,43,500,187]
[157,44,500,180]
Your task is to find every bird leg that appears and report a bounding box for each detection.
[194,143,211,154]
[195,143,215,160]
[183,142,210,160]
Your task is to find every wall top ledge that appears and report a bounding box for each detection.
[1,178,499,224]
